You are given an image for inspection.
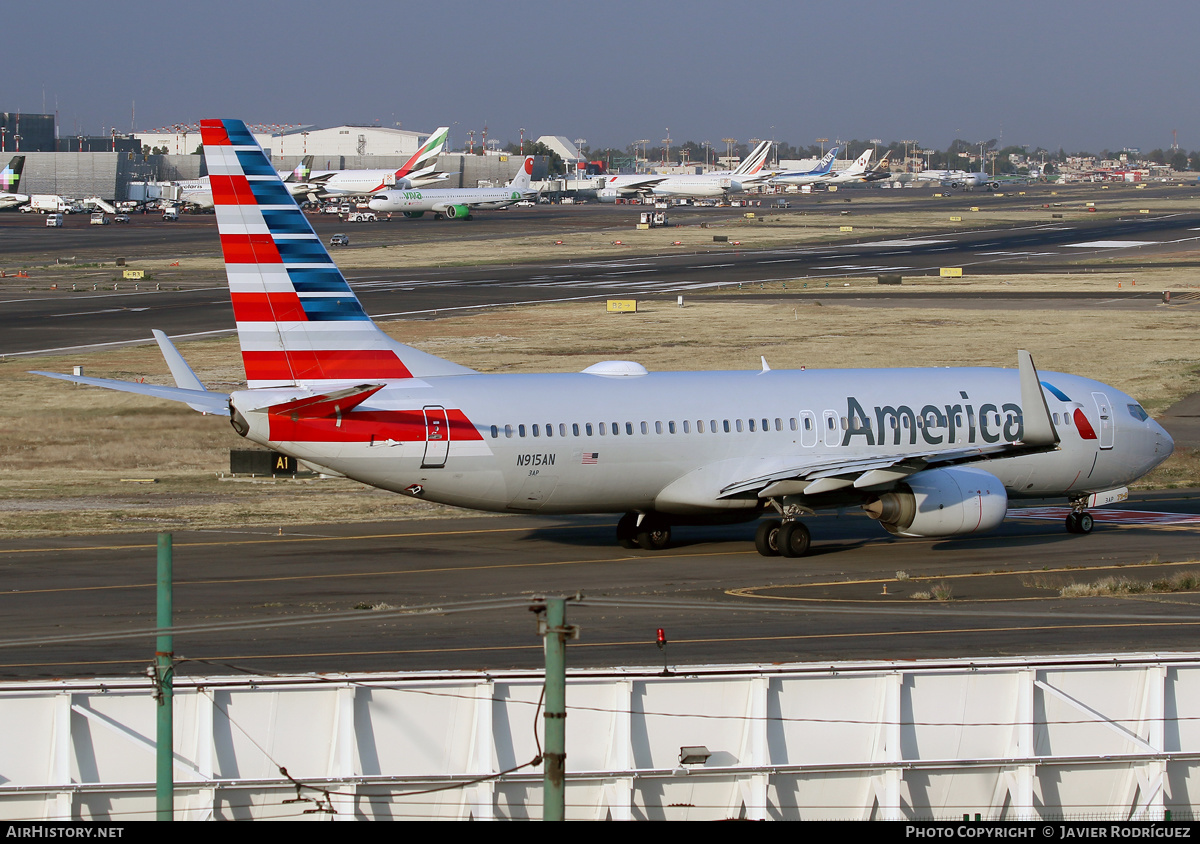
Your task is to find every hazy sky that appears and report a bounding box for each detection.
[10,0,1200,155]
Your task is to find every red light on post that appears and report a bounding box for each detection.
[656,628,666,649]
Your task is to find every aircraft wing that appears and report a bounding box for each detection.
[717,440,1052,500]
[718,350,1061,500]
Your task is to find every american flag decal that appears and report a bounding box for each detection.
[581,452,599,464]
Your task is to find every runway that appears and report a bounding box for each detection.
[1,194,1198,357]
[1,490,1198,680]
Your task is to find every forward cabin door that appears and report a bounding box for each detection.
[1091,392,1115,450]
[421,406,449,468]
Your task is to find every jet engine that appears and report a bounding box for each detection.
[862,466,1008,537]
[444,204,472,219]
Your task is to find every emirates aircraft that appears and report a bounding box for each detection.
[35,120,1174,557]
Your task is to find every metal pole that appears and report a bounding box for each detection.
[542,597,566,821]
[156,533,174,821]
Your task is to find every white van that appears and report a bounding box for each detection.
[46,214,64,228]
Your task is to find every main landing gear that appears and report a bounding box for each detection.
[753,519,811,558]
[617,512,671,551]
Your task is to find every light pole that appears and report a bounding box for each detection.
[722,138,736,169]
[816,137,828,157]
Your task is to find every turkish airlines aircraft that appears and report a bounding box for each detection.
[34,120,1174,557]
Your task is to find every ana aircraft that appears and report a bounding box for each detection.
[597,140,775,202]
[34,119,1174,558]
[368,156,536,219]
[769,147,840,188]
[0,156,29,209]
[306,127,450,198]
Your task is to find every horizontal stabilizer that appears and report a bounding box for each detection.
[251,383,385,417]
[30,371,230,416]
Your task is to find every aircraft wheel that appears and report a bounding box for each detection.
[635,521,671,551]
[778,521,811,558]
[754,520,781,557]
[616,512,638,549]
[1065,513,1079,533]
[1077,512,1094,534]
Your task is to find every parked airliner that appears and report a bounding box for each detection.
[34,120,1174,557]
[769,147,839,188]
[597,140,774,202]
[0,156,29,209]
[367,156,536,219]
[305,127,450,197]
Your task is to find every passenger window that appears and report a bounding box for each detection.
[736,420,743,432]
[505,424,513,438]
[519,424,526,437]
[532,425,539,437]
[586,423,593,436]
[641,421,648,435]
[669,421,677,434]
[599,422,606,436]
[683,420,690,433]
[559,423,566,437]
[655,421,663,434]
[748,419,756,432]
[723,420,731,433]
[490,425,499,438]
[626,422,633,435]
[572,423,580,436]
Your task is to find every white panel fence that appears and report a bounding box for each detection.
[2,653,1199,821]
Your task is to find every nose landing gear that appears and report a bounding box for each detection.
[1065,510,1095,534]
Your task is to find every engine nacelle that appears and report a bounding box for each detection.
[403,211,424,219]
[862,466,1008,538]
[444,204,471,219]
[597,189,619,203]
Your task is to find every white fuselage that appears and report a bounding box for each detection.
[368,186,527,214]
[232,367,1171,517]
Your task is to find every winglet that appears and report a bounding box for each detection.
[152,330,206,393]
[1018,350,1059,446]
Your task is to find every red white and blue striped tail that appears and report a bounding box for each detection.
[200,119,472,389]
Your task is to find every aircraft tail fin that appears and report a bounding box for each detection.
[285,155,314,183]
[199,118,473,388]
[395,126,449,180]
[733,140,772,176]
[507,156,535,191]
[816,147,838,175]
[847,148,873,174]
[0,155,24,193]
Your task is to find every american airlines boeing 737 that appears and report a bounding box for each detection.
[35,120,1174,558]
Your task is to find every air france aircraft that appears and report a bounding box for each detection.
[597,140,775,202]
[367,156,536,219]
[34,120,1174,558]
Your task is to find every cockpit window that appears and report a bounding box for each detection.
[1127,403,1149,422]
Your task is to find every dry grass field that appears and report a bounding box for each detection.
[4,275,1197,538]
